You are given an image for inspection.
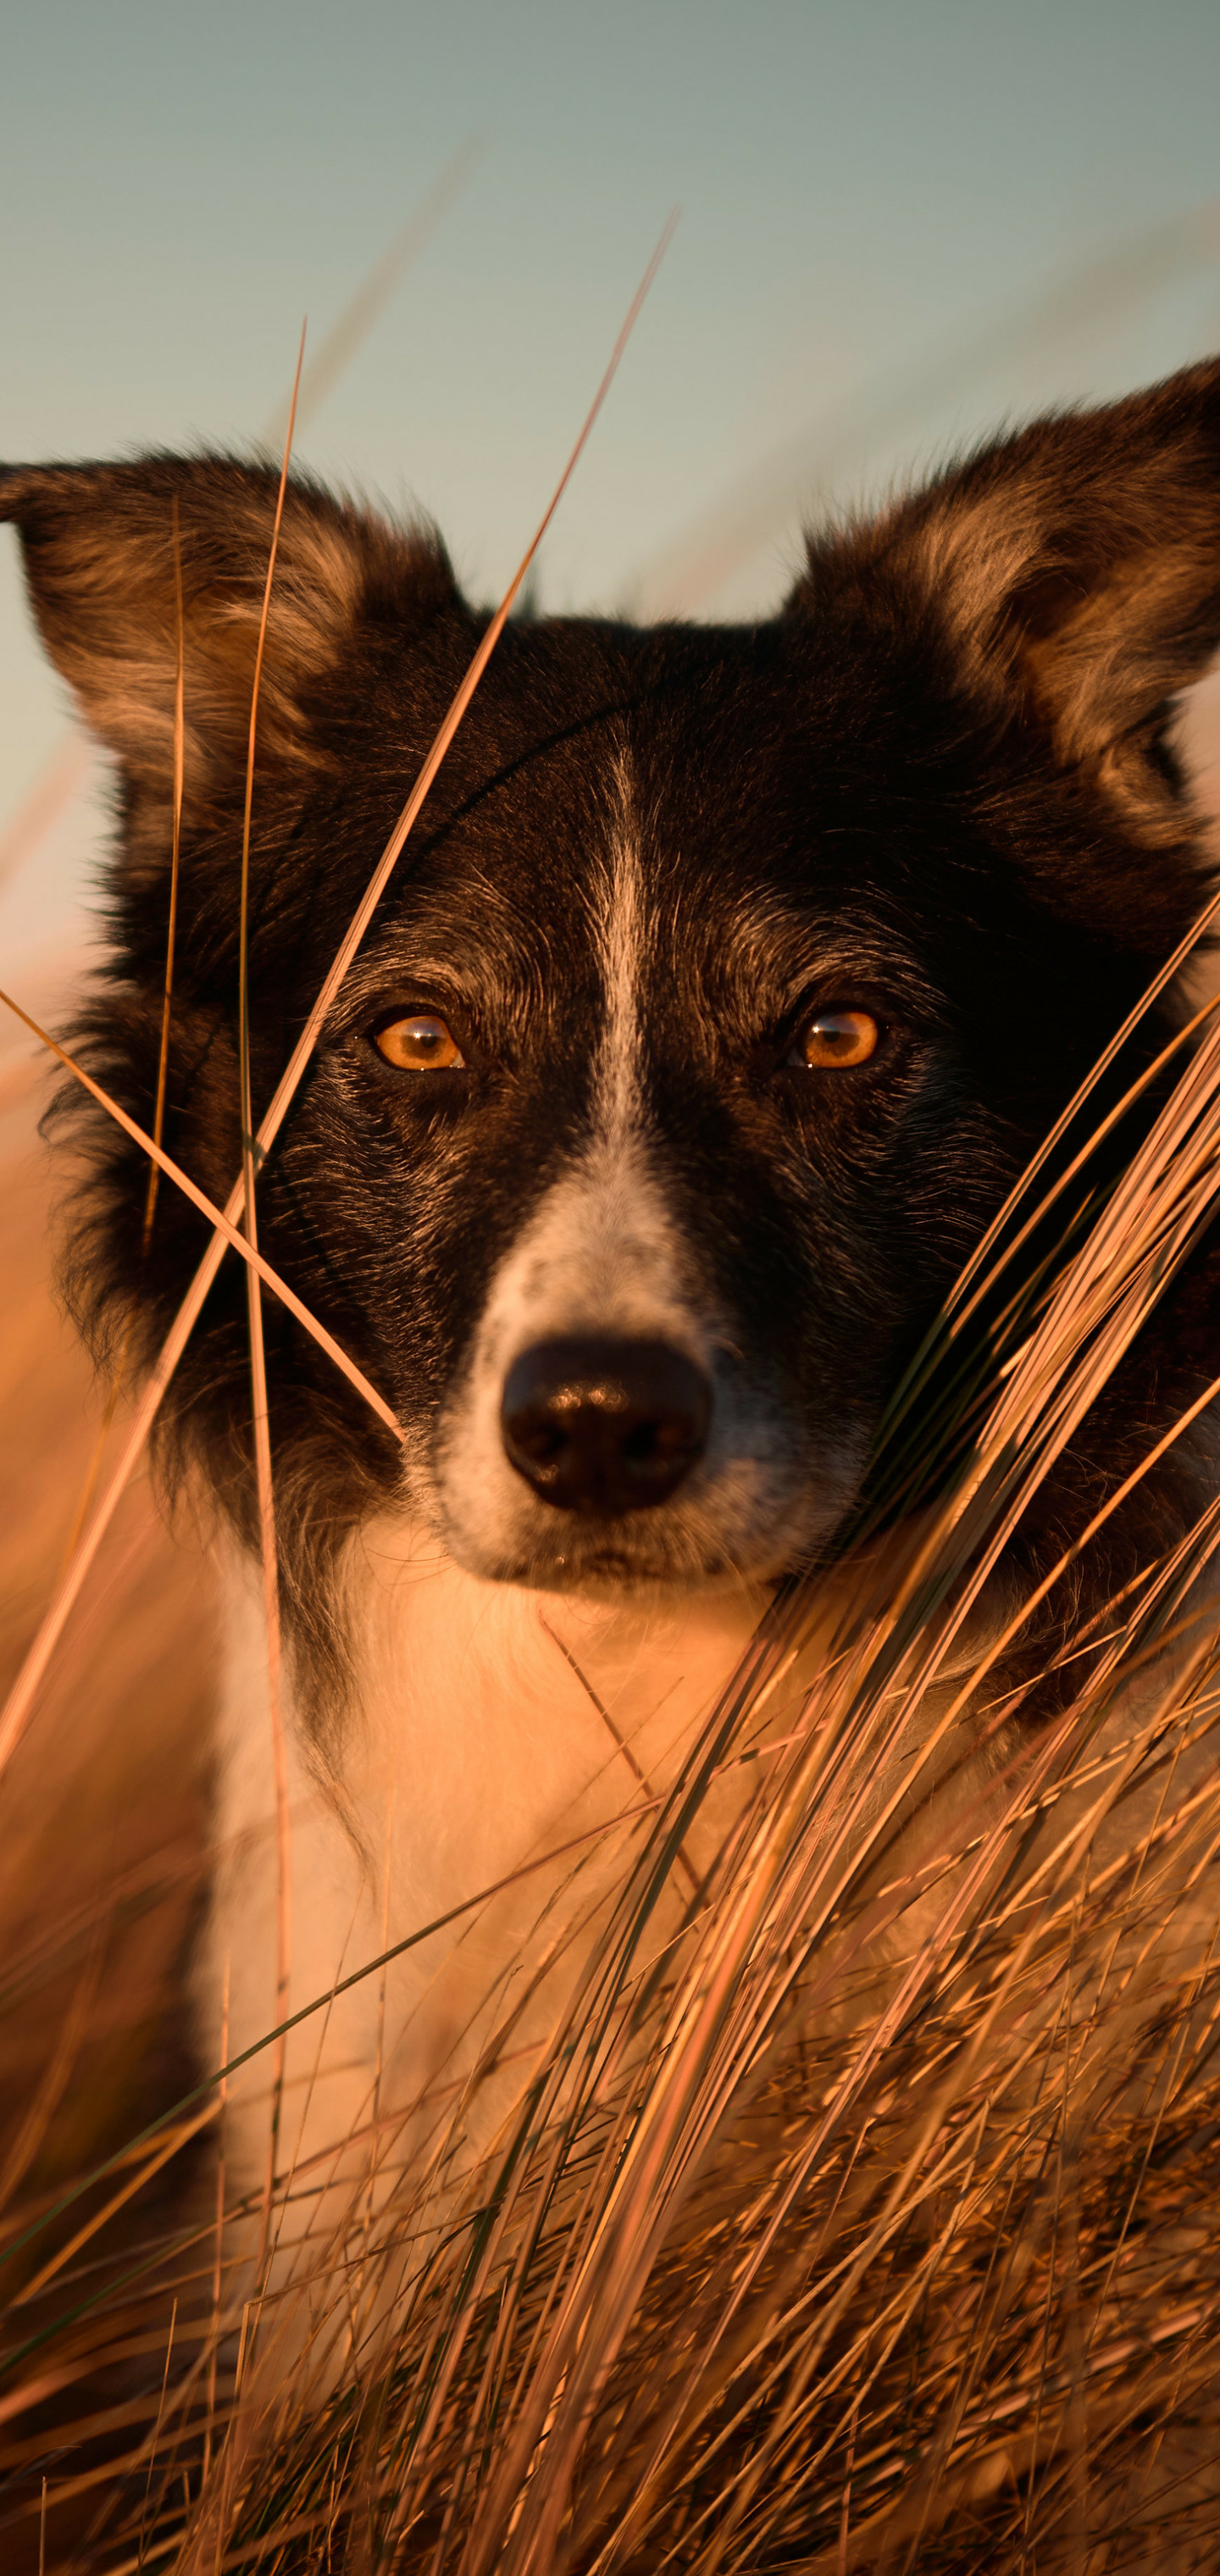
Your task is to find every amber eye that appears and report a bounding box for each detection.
[793,1008,879,1070]
[373,1012,465,1071]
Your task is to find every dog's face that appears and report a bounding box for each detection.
[3,361,1220,1601]
[308,623,1013,1592]
[299,615,1145,1596]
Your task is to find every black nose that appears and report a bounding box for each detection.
[501,1336,713,1518]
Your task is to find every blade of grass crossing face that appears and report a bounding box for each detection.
[237,324,306,2281]
[51,524,188,1578]
[144,492,186,1252]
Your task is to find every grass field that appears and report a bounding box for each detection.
[3,589,1220,2575]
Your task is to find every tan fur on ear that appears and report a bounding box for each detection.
[800,357,1220,846]
[1016,539,1219,840]
[0,456,455,813]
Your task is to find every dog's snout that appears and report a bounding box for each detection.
[500,1337,713,1518]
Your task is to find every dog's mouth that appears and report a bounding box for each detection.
[508,1537,760,1600]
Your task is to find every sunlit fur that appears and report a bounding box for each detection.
[6,358,1220,2336]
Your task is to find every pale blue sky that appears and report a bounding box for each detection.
[4,0,1220,963]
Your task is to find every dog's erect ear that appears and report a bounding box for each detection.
[0,455,458,809]
[796,355,1220,847]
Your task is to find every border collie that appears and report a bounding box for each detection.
[5,357,1220,2351]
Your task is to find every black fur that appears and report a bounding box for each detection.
[6,358,1220,1715]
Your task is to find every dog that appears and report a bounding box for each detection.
[6,358,1220,2372]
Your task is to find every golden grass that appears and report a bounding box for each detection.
[5,251,1220,2568]
[7,969,1220,2571]
[239,324,305,2282]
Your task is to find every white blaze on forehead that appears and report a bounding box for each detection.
[595,760,646,1146]
[474,751,693,1363]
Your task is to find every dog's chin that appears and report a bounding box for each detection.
[436,1498,846,1604]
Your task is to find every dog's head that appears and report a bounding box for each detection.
[4,360,1220,1603]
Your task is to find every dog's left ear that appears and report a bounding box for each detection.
[797,355,1220,851]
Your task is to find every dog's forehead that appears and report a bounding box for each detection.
[358,614,946,997]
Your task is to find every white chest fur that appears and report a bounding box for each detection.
[202,1519,777,2335]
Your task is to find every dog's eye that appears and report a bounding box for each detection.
[791,1008,879,1069]
[373,1013,465,1071]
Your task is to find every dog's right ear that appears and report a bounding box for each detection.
[0,454,459,819]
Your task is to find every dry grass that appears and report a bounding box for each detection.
[6,289,1220,2568]
[8,965,1220,2574]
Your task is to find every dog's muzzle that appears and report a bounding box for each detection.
[501,1337,713,1518]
